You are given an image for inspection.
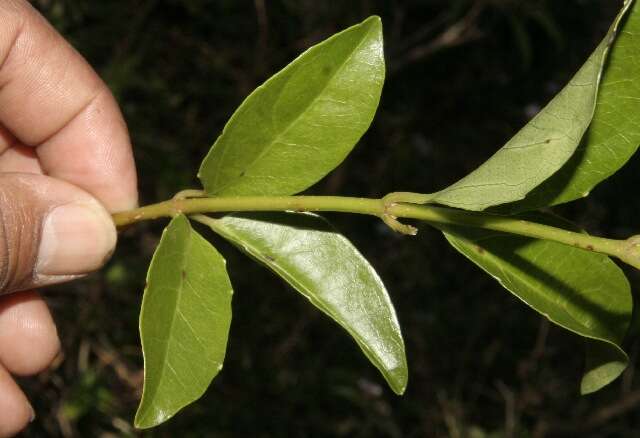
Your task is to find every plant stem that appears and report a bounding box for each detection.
[112,196,382,225]
[111,194,640,270]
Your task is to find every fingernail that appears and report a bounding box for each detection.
[29,404,35,423]
[37,202,117,276]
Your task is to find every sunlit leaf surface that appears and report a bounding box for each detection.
[135,215,233,428]
[199,16,384,196]
[202,212,408,394]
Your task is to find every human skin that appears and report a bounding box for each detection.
[0,1,138,435]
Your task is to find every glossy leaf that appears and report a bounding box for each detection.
[200,212,408,394]
[198,16,384,196]
[135,215,233,428]
[441,217,631,393]
[508,0,640,212]
[429,1,634,211]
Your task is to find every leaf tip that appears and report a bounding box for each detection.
[364,15,382,24]
[133,407,164,430]
[362,15,383,34]
[580,362,628,395]
[391,382,407,396]
[386,366,408,395]
[580,342,629,395]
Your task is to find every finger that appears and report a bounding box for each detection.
[0,1,137,212]
[0,145,42,174]
[0,173,116,294]
[0,365,33,437]
[0,290,59,376]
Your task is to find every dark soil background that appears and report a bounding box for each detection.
[21,1,640,436]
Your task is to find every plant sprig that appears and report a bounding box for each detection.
[115,2,640,429]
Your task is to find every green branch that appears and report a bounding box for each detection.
[111,193,640,271]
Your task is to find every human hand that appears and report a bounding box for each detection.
[0,1,137,435]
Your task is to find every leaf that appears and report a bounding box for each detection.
[582,340,628,395]
[440,215,631,393]
[198,212,408,394]
[198,16,385,196]
[135,215,233,428]
[429,1,634,211]
[506,0,640,212]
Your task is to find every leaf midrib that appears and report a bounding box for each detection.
[142,225,193,418]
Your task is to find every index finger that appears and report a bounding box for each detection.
[0,0,137,212]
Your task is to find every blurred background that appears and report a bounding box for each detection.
[24,0,640,436]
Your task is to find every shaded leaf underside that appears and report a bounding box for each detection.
[508,0,640,212]
[430,1,634,211]
[441,218,631,394]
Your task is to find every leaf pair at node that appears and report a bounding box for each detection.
[136,17,407,429]
[431,0,639,394]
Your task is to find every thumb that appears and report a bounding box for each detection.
[0,173,116,294]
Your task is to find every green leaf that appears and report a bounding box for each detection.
[429,1,634,211]
[507,0,640,212]
[135,215,233,428]
[198,16,384,196]
[198,212,408,394]
[582,340,628,395]
[440,216,631,393]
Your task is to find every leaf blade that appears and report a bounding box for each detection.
[200,212,408,394]
[507,0,640,212]
[430,1,634,211]
[135,215,233,429]
[440,218,631,393]
[199,16,385,196]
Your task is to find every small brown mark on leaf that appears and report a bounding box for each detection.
[475,245,485,254]
[586,244,594,251]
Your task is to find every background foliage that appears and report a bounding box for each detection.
[23,0,640,436]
